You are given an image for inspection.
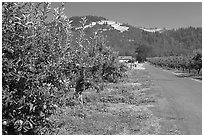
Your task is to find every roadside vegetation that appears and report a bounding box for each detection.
[147,50,202,80]
[37,66,162,135]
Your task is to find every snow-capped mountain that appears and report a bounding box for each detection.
[69,15,170,34]
[68,15,201,57]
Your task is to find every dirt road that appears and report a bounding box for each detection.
[144,63,202,135]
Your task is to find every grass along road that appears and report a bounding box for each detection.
[48,67,163,134]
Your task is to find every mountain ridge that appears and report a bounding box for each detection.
[69,15,202,57]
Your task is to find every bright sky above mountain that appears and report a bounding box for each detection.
[52,2,202,29]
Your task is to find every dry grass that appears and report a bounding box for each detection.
[48,69,161,135]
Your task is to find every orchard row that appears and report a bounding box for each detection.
[147,50,202,74]
[2,3,127,134]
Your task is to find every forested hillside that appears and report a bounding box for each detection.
[165,27,202,51]
[69,15,202,58]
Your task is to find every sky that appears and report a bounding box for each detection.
[52,2,202,29]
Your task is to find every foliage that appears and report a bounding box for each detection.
[192,49,202,74]
[133,42,152,63]
[147,49,202,74]
[2,2,74,134]
[2,2,126,135]
[166,27,202,50]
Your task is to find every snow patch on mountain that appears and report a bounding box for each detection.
[84,22,97,29]
[139,27,167,33]
[98,20,129,32]
[75,20,129,32]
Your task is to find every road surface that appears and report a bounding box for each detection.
[144,63,202,135]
